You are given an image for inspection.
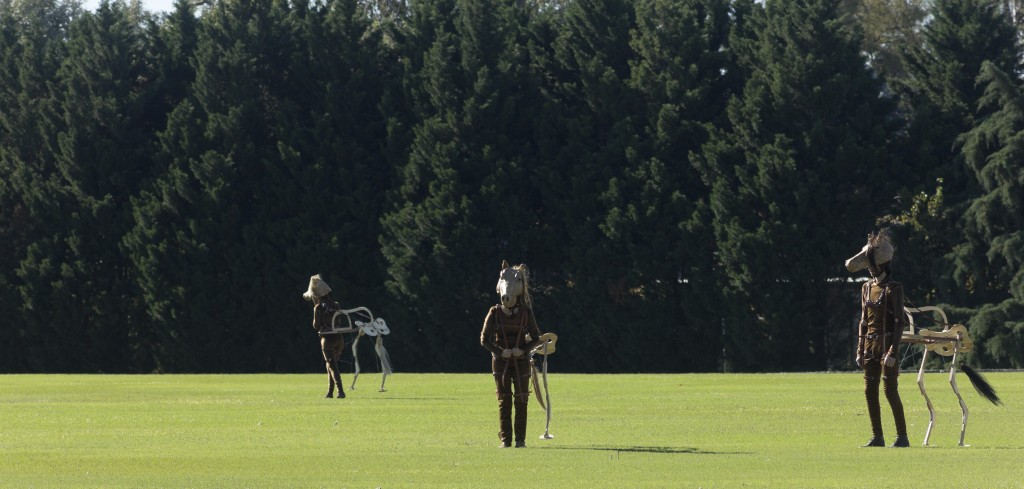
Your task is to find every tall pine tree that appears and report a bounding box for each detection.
[948,61,1024,367]
[48,0,162,371]
[695,0,896,370]
[601,0,741,371]
[531,0,642,372]
[126,0,301,371]
[892,0,1022,307]
[381,0,547,370]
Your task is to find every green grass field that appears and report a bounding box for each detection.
[1,371,1022,488]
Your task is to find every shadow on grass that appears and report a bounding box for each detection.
[542,445,751,455]
[359,397,459,401]
[962,445,1024,450]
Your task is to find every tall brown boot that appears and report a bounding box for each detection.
[883,374,907,447]
[514,392,529,447]
[327,360,345,398]
[863,368,884,447]
[497,393,513,447]
[325,362,337,398]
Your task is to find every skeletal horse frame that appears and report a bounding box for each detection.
[320,306,393,392]
[900,305,1000,447]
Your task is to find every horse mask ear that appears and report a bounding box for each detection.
[501,260,509,270]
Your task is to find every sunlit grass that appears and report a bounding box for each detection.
[1,372,1022,488]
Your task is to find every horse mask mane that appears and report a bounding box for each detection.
[496,260,531,312]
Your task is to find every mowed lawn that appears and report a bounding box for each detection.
[1,371,1022,488]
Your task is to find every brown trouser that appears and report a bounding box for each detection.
[493,356,531,444]
[863,359,906,439]
[321,335,345,398]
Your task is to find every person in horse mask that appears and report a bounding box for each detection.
[303,274,346,399]
[845,231,909,448]
[480,261,543,448]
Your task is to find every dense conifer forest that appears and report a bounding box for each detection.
[2,0,1023,373]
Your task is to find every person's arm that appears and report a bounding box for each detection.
[886,283,905,358]
[480,307,503,356]
[856,284,867,367]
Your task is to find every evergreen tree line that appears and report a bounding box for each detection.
[2,0,1022,373]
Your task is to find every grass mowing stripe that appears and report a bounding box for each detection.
[1,373,1022,488]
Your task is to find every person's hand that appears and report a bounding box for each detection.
[501,349,512,359]
[882,353,896,368]
[855,354,864,369]
[512,348,524,358]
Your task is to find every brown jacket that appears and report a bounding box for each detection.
[313,298,341,335]
[857,280,905,361]
[480,304,542,357]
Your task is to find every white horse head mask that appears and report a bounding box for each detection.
[496,260,531,309]
[302,274,332,302]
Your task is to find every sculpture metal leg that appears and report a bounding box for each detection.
[350,334,362,391]
[539,344,553,440]
[949,337,969,447]
[916,348,935,446]
[375,335,391,392]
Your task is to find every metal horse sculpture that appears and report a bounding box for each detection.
[320,306,394,392]
[899,305,1001,446]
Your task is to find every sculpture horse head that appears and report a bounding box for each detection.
[496,260,531,310]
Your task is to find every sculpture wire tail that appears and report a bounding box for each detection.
[374,335,393,375]
[961,364,1002,405]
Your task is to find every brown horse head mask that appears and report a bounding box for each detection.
[845,231,894,277]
